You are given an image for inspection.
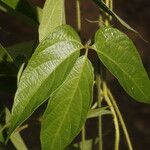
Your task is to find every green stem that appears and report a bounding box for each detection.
[76,0,81,33]
[107,88,133,150]
[15,124,28,133]
[91,102,98,109]
[109,0,113,20]
[96,74,103,150]
[104,0,109,26]
[98,14,103,27]
[103,82,120,150]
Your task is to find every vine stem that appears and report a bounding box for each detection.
[104,0,110,26]
[106,86,133,150]
[96,74,103,150]
[109,0,113,20]
[76,0,81,33]
[97,1,113,150]
[103,82,120,150]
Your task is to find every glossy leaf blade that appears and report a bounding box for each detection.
[39,0,65,41]
[41,56,94,150]
[93,27,150,103]
[7,25,82,138]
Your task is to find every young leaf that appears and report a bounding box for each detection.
[73,138,99,150]
[5,108,27,150]
[39,0,66,41]
[92,27,150,103]
[87,107,111,119]
[7,25,83,139]
[93,0,137,33]
[41,56,94,150]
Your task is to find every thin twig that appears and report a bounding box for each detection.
[106,87,133,150]
[103,82,120,150]
[76,0,81,33]
[96,74,103,150]
[15,124,28,133]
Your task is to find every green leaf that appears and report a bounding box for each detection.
[5,108,27,150]
[93,27,150,103]
[1,0,20,9]
[36,6,43,23]
[0,1,39,27]
[41,56,94,150]
[17,63,25,85]
[93,0,137,33]
[73,138,99,150]
[0,0,43,24]
[0,44,17,75]
[7,25,83,139]
[13,0,42,24]
[10,132,27,150]
[6,41,35,65]
[0,44,13,63]
[0,125,4,143]
[0,104,5,143]
[1,41,34,76]
[87,107,111,119]
[39,0,66,41]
